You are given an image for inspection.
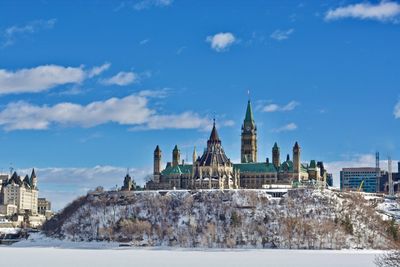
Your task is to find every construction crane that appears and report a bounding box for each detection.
[358,179,365,192]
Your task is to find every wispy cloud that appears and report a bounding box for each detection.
[0,90,232,131]
[262,101,299,112]
[133,0,173,10]
[100,71,137,86]
[0,63,109,95]
[1,19,56,47]
[139,39,150,45]
[87,62,111,78]
[272,122,298,133]
[394,100,400,118]
[206,32,236,52]
[270,29,294,41]
[325,1,400,22]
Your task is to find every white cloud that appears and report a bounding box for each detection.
[206,32,236,52]
[1,18,57,47]
[18,165,151,211]
[325,1,400,22]
[272,122,298,133]
[133,0,173,10]
[87,62,111,78]
[263,101,299,112]
[394,100,400,118]
[270,29,294,41]
[141,112,212,130]
[0,94,153,130]
[100,71,137,86]
[0,63,109,95]
[0,90,232,131]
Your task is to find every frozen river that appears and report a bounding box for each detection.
[0,247,382,267]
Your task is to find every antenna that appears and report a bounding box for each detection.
[9,163,13,175]
[376,152,380,192]
[389,156,394,197]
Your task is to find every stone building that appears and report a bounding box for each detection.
[37,197,52,216]
[1,169,38,215]
[121,172,136,191]
[146,100,328,190]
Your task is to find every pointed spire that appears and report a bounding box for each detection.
[294,141,299,149]
[31,168,36,179]
[244,100,255,125]
[192,146,197,163]
[273,142,279,149]
[173,145,179,151]
[209,119,220,142]
[154,145,161,153]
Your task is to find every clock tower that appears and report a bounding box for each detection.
[241,100,257,163]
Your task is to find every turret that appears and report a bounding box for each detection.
[193,146,197,164]
[30,168,37,189]
[172,145,180,167]
[293,142,301,174]
[122,173,134,191]
[154,145,162,175]
[272,142,280,169]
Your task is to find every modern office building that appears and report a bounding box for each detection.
[340,167,379,193]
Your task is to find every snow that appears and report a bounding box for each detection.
[0,227,20,235]
[0,247,383,267]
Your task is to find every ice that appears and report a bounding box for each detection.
[0,247,383,267]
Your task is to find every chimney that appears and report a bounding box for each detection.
[266,158,270,164]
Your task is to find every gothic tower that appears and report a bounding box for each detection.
[293,142,301,175]
[241,100,257,163]
[272,142,280,169]
[154,145,162,175]
[172,145,180,167]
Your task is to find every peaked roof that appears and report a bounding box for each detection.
[273,142,279,149]
[209,120,220,143]
[294,142,300,149]
[244,100,255,124]
[31,168,36,178]
[154,145,161,152]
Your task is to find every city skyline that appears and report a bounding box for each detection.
[1,0,400,209]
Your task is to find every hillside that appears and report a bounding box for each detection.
[43,188,397,249]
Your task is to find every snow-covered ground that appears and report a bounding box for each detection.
[0,247,383,267]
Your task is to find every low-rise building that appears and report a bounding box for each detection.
[340,167,380,193]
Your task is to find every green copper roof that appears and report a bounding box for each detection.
[300,163,308,173]
[161,164,192,175]
[309,160,316,169]
[279,160,293,172]
[244,100,255,125]
[273,142,279,149]
[234,162,277,173]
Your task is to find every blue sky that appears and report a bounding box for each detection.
[1,0,400,209]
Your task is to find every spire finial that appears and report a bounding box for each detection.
[247,89,250,101]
